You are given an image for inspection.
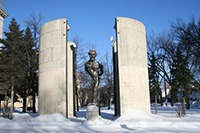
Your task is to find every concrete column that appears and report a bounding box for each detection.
[114,17,150,115]
[39,19,74,117]
[67,42,75,117]
[112,41,120,116]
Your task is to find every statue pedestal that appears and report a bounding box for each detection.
[86,104,99,121]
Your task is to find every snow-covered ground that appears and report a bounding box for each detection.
[1,103,200,133]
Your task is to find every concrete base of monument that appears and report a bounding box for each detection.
[86,104,99,121]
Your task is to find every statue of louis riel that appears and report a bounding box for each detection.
[85,50,103,105]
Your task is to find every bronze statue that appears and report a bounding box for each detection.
[85,50,103,105]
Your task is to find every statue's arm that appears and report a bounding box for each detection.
[99,63,104,76]
[85,62,90,75]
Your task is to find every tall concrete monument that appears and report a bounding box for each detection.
[39,18,74,118]
[113,17,150,115]
[38,17,150,118]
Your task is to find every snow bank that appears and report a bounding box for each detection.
[114,109,160,122]
[83,116,112,126]
[30,113,70,122]
[1,104,200,132]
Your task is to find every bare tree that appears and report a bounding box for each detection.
[148,31,178,106]
[170,17,200,83]
[24,12,44,49]
[71,34,85,111]
[71,34,102,110]
[148,18,200,107]
[71,35,99,110]
[100,50,114,109]
[79,42,97,107]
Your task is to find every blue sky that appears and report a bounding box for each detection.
[2,0,200,56]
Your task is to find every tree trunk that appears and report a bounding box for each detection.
[108,87,111,110]
[10,82,14,117]
[182,97,186,115]
[108,99,111,110]
[23,97,27,112]
[164,80,168,106]
[171,86,174,106]
[160,90,163,106]
[171,92,174,106]
[3,94,6,115]
[155,95,158,114]
[32,73,36,113]
[0,97,1,113]
[98,102,101,115]
[32,86,36,113]
[186,96,190,109]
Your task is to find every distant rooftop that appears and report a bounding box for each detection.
[0,0,8,18]
[0,0,5,10]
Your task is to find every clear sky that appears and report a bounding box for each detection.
[2,0,200,56]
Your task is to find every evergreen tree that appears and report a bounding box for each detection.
[171,46,182,106]
[0,18,24,118]
[0,48,8,113]
[0,47,8,94]
[17,27,35,112]
[148,51,162,113]
[24,12,43,113]
[171,45,194,109]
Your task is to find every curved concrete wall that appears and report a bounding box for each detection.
[115,17,150,115]
[39,19,68,117]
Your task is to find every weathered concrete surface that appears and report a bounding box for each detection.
[86,105,99,121]
[66,42,75,117]
[39,18,74,117]
[114,17,150,115]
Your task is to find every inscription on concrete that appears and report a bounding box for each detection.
[39,47,60,64]
[38,18,74,118]
[114,17,150,115]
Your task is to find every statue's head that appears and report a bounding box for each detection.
[88,49,97,61]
